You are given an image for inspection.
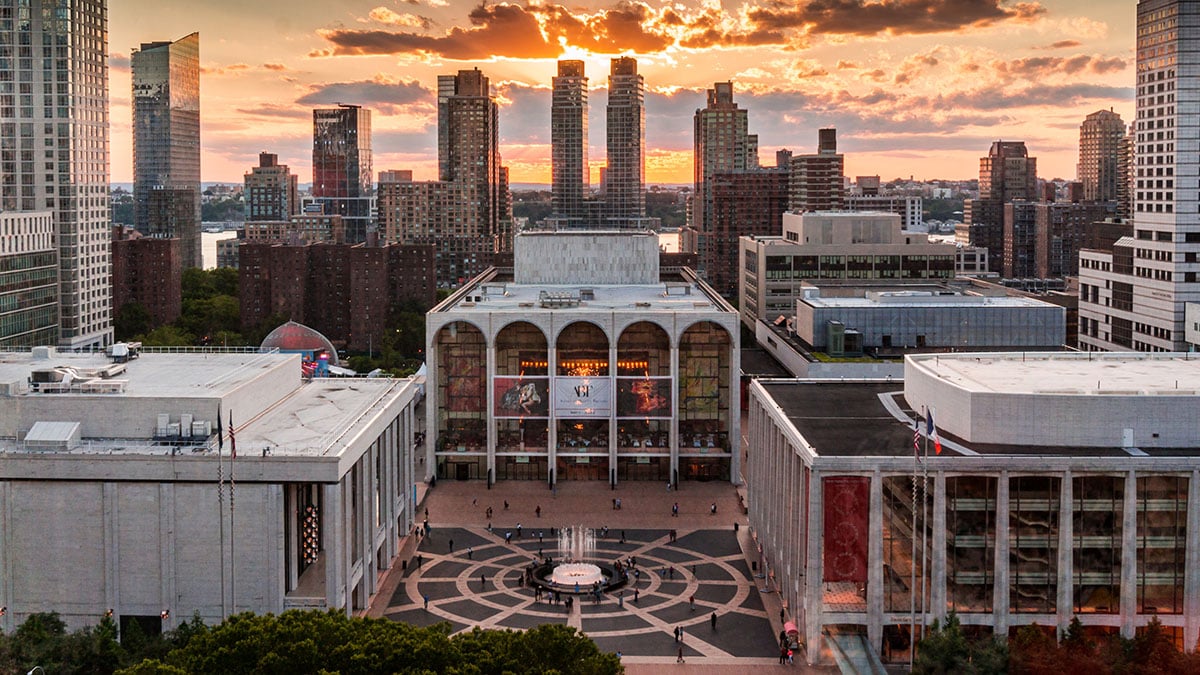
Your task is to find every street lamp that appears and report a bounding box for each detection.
[27,667,46,675]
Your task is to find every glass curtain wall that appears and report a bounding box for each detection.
[435,321,487,480]
[946,476,996,613]
[1010,476,1059,614]
[616,321,671,482]
[1073,475,1122,614]
[678,322,731,481]
[1136,475,1188,615]
[556,322,609,480]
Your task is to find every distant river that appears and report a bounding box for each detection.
[201,231,236,269]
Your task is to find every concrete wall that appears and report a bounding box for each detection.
[514,231,660,285]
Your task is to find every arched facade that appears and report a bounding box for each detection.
[425,310,739,485]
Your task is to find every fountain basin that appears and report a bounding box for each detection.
[548,562,605,587]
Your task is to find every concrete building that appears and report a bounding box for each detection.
[1033,201,1113,278]
[239,241,435,352]
[244,214,346,246]
[216,237,240,270]
[1078,0,1200,352]
[132,33,201,269]
[0,212,58,348]
[954,244,992,277]
[1079,109,1126,203]
[687,82,759,270]
[0,348,421,631]
[1,0,112,349]
[111,226,182,329]
[702,169,789,300]
[793,285,1065,353]
[738,212,956,329]
[551,60,590,225]
[245,152,299,222]
[845,195,923,232]
[789,129,844,213]
[965,141,1038,272]
[426,231,740,485]
[747,351,1200,665]
[605,58,646,224]
[312,105,373,244]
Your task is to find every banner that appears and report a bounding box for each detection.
[554,376,612,417]
[617,377,672,418]
[493,377,549,418]
[822,476,870,583]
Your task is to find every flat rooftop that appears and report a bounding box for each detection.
[0,349,294,398]
[758,379,1197,458]
[438,282,726,313]
[802,293,1053,309]
[908,352,1200,395]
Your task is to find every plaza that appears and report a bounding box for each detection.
[370,481,833,671]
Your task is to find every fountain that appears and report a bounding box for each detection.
[529,525,627,594]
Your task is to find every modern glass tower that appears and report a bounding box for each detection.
[312,104,373,243]
[0,0,112,348]
[132,32,201,269]
[1078,109,1126,203]
[551,60,589,224]
[605,57,646,224]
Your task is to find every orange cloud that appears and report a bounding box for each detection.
[320,4,558,59]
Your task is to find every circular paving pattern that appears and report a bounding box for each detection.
[383,526,779,660]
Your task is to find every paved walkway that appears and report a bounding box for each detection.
[368,481,834,672]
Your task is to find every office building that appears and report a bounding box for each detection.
[245,152,299,221]
[687,82,759,268]
[747,352,1200,665]
[438,69,510,248]
[239,241,435,351]
[844,195,923,232]
[312,105,373,243]
[111,225,182,329]
[1079,109,1126,203]
[1033,201,1112,278]
[789,129,844,212]
[1,0,112,349]
[704,169,789,299]
[738,212,956,329]
[0,212,57,348]
[964,141,1038,272]
[551,61,590,225]
[425,230,739,484]
[1079,0,1200,352]
[605,58,646,224]
[0,349,420,631]
[132,33,201,269]
[1118,124,1135,220]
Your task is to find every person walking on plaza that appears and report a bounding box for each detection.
[710,502,717,515]
[672,502,678,517]
[710,611,717,630]
[504,500,509,510]
[677,645,684,663]
[535,505,541,518]
[467,546,473,560]
[423,594,429,610]
[449,539,454,553]
[689,594,695,611]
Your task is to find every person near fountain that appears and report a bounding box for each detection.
[711,612,718,630]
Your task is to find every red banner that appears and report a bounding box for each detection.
[822,476,870,583]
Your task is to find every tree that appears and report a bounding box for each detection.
[114,302,153,341]
[914,612,1007,675]
[137,324,196,347]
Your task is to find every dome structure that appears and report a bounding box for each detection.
[259,321,338,363]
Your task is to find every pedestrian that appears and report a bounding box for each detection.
[676,645,684,663]
[787,648,794,665]
[667,481,672,492]
[672,502,678,517]
[779,645,788,664]
[536,505,541,518]
[710,502,717,515]
[505,531,512,544]
[424,594,430,610]
[634,588,639,603]
[516,523,522,538]
[673,626,680,642]
[472,497,477,507]
[780,608,785,622]
[617,650,622,661]
[424,507,429,519]
[449,538,454,552]
[620,530,625,544]
[481,573,487,587]
[539,531,544,543]
[618,593,624,608]
[689,594,695,611]
[504,500,510,510]
[710,612,717,630]
[417,554,423,567]
[486,506,493,519]
[668,566,674,579]
[467,546,473,559]
[612,498,617,510]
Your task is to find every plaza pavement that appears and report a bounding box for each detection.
[367,480,835,673]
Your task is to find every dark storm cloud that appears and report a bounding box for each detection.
[295,78,432,114]
[748,0,1045,36]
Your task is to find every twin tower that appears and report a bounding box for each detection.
[550,58,656,230]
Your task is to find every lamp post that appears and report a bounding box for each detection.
[27,667,46,675]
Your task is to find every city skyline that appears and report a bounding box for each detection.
[107,0,1134,185]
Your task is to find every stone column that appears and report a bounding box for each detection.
[1057,470,1073,634]
[670,343,680,487]
[547,340,558,485]
[1185,470,1200,652]
[993,471,1010,638]
[932,471,947,624]
[424,327,437,479]
[486,338,497,484]
[1120,470,1137,639]
[104,482,119,620]
[159,483,176,623]
[323,481,344,613]
[609,335,618,486]
[868,470,884,656]
[286,485,299,591]
[0,482,10,633]
[804,470,823,664]
[728,333,741,484]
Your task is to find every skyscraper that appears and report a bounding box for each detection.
[964,140,1037,272]
[1079,0,1200,352]
[245,152,299,221]
[132,32,201,269]
[551,60,589,224]
[312,104,373,243]
[437,69,509,249]
[687,82,758,266]
[1,0,111,348]
[605,57,646,224]
[1078,109,1126,202]
[788,128,845,213]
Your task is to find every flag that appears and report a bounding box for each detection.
[217,406,224,452]
[912,420,921,458]
[926,409,942,455]
[228,410,237,460]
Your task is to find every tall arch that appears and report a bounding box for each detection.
[555,321,611,480]
[433,321,486,480]
[615,321,672,481]
[494,321,550,479]
[678,321,733,482]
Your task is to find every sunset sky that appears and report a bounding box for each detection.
[108,0,1135,186]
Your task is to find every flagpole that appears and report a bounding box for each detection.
[217,409,227,620]
[229,410,237,615]
[921,412,930,643]
[910,421,918,669]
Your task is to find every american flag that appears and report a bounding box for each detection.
[913,420,921,459]
[229,410,237,460]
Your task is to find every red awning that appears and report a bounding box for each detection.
[784,621,798,634]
